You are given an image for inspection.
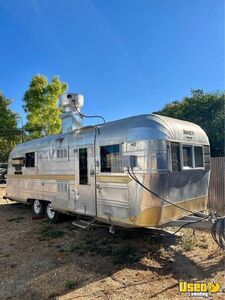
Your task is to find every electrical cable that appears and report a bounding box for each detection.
[104,54,224,106]
[127,168,225,250]
[127,168,204,216]
[72,97,104,217]
[73,102,105,123]
[173,217,208,234]
[211,217,225,250]
[74,123,99,218]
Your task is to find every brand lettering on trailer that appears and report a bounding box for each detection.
[183,129,195,135]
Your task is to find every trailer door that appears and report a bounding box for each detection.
[74,147,96,216]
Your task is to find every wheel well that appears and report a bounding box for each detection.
[27,199,49,206]
[27,199,34,206]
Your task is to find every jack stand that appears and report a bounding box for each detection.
[109,225,115,234]
[105,212,115,234]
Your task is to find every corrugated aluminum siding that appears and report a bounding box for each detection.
[208,157,225,214]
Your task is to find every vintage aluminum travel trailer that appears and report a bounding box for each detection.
[5,94,210,228]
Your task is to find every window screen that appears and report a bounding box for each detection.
[171,142,181,171]
[194,146,204,167]
[100,144,122,173]
[25,152,35,168]
[182,146,193,168]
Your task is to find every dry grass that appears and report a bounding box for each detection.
[0,188,224,300]
[179,228,196,252]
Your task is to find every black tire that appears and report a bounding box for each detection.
[45,202,60,223]
[32,199,45,216]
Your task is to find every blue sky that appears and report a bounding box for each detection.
[0,0,224,126]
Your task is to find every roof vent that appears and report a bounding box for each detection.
[59,93,84,133]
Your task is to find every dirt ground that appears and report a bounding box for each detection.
[0,186,224,300]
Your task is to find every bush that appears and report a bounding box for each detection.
[64,280,76,290]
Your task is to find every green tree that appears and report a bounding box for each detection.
[0,92,21,162]
[155,89,225,157]
[23,74,68,138]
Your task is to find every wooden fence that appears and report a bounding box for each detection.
[208,157,225,214]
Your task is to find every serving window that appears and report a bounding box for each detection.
[100,144,122,173]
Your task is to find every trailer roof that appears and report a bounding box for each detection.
[9,114,209,157]
[151,114,209,144]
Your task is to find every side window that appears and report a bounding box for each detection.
[194,146,204,167]
[203,145,210,170]
[171,142,181,171]
[56,148,68,159]
[182,145,193,169]
[25,152,35,168]
[100,144,122,173]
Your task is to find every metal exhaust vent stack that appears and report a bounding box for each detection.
[59,93,84,133]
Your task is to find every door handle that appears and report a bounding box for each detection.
[96,184,102,190]
[89,169,95,176]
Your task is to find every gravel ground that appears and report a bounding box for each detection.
[0,186,224,300]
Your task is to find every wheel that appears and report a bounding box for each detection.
[32,199,45,216]
[45,202,60,223]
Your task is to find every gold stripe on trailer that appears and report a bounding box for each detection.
[96,175,132,184]
[7,174,132,183]
[132,196,208,227]
[6,174,75,180]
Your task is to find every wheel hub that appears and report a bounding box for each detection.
[33,200,41,214]
[47,203,55,219]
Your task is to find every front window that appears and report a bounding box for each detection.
[170,143,207,171]
[194,146,204,167]
[182,145,193,168]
